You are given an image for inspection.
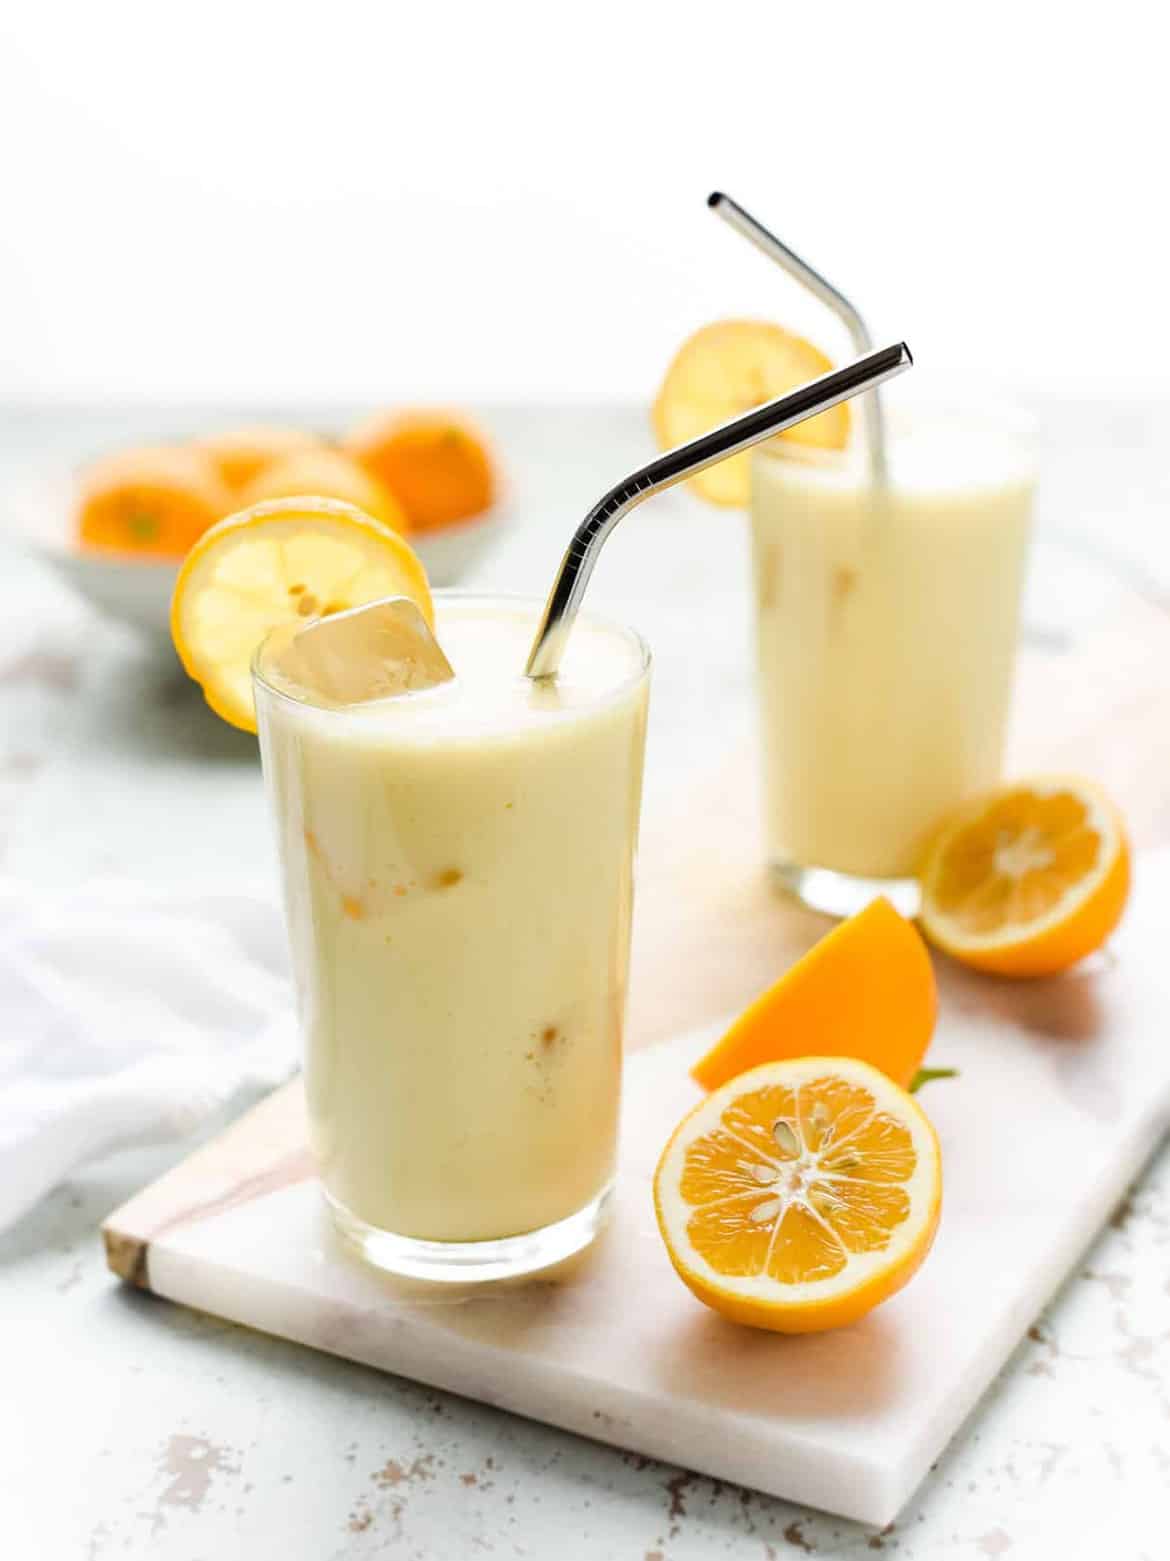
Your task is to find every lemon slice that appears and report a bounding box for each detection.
[171,496,434,732]
[919,777,1131,977]
[655,1056,941,1333]
[652,320,849,507]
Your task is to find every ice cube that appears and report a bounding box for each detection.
[270,597,454,705]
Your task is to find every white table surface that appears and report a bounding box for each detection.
[1,400,1168,1560]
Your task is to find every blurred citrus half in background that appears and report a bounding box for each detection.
[652,320,849,507]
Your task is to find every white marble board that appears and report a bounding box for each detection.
[103,860,1170,1527]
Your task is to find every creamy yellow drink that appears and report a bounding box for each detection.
[254,596,649,1275]
[750,412,1034,897]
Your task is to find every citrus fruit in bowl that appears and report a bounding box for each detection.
[6,445,232,639]
[240,448,409,536]
[196,425,326,492]
[8,412,504,642]
[75,444,233,559]
[343,411,497,534]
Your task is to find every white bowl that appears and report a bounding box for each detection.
[4,472,506,641]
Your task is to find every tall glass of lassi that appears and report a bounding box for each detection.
[254,594,650,1281]
[750,402,1035,917]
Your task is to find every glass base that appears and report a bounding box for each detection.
[326,1182,614,1284]
[770,857,920,920]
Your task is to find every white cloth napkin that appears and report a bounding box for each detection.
[0,877,296,1231]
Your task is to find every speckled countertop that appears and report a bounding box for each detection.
[1,401,1167,1560]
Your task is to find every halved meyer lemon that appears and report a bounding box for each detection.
[919,777,1131,977]
[651,320,849,507]
[655,1057,941,1333]
[171,496,433,733]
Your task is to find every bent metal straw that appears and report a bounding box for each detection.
[708,191,889,486]
[526,341,912,679]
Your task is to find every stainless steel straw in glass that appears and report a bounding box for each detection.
[708,190,888,486]
[525,342,912,679]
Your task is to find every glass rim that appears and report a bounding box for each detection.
[251,588,652,720]
[753,391,1040,469]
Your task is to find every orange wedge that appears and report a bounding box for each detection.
[919,777,1130,977]
[171,497,433,733]
[692,898,937,1093]
[655,1056,941,1333]
[651,320,849,507]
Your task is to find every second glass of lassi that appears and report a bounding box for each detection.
[750,401,1035,916]
[254,594,650,1282]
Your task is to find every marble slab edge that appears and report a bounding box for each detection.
[101,1081,309,1289]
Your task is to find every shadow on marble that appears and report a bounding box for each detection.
[639,1304,904,1423]
[937,955,1137,1128]
[328,1198,902,1426]
[81,641,259,766]
[941,955,1108,1044]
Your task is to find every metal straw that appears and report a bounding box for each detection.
[708,191,888,486]
[525,342,912,679]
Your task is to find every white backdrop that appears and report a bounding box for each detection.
[0,2,1165,403]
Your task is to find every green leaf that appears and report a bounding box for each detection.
[910,1066,959,1093]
